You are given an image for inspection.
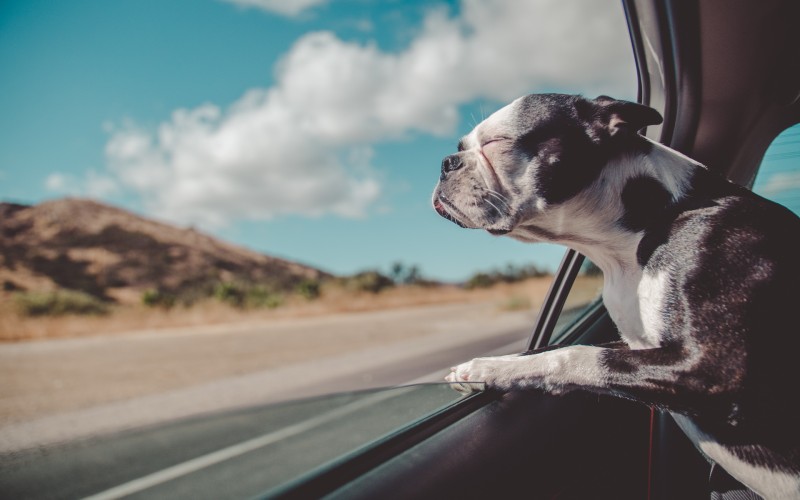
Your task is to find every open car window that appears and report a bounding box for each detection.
[548,259,604,346]
[752,124,800,216]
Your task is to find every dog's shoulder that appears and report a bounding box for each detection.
[636,166,800,271]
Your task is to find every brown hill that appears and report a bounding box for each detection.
[0,198,330,304]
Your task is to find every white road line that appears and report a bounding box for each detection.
[81,387,413,500]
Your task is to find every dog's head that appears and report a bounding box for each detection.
[432,94,662,237]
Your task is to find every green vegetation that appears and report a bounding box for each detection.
[211,282,284,309]
[295,279,321,300]
[341,270,395,294]
[241,285,284,309]
[465,263,549,289]
[142,289,176,308]
[141,281,287,309]
[14,290,109,317]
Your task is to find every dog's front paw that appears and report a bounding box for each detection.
[445,356,516,392]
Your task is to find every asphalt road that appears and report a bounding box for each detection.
[0,305,532,500]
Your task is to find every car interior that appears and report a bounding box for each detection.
[269,0,800,498]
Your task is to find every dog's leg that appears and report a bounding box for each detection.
[447,345,609,396]
[446,343,736,410]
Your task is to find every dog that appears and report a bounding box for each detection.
[433,94,800,498]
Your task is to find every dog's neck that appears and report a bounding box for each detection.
[511,139,703,347]
[513,138,701,276]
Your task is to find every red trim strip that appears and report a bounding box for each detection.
[647,406,655,500]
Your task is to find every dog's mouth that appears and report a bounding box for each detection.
[435,195,514,235]
[433,196,469,228]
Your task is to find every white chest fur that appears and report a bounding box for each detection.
[602,268,668,349]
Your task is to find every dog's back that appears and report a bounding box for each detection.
[644,169,800,481]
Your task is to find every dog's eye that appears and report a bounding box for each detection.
[481,138,507,149]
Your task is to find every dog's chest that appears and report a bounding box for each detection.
[602,269,669,349]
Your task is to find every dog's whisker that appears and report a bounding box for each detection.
[487,194,510,212]
[484,197,504,216]
[485,188,510,202]
[486,190,512,210]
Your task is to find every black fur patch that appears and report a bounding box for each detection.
[514,94,656,207]
[619,176,672,232]
[636,168,738,266]
[525,123,604,205]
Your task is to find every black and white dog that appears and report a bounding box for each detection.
[433,94,800,498]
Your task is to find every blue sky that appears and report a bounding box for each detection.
[2,0,796,282]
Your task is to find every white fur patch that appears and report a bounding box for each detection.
[672,414,800,498]
[637,271,669,348]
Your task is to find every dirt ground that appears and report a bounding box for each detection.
[0,278,559,342]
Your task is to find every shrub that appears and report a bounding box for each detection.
[464,263,549,289]
[465,272,495,289]
[210,282,284,309]
[213,282,245,307]
[296,279,321,300]
[345,271,395,294]
[142,289,176,308]
[245,286,283,309]
[14,290,109,317]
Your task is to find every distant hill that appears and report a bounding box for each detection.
[0,198,330,304]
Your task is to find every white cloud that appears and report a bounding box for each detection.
[100,0,635,228]
[45,170,119,198]
[45,172,74,193]
[221,0,327,17]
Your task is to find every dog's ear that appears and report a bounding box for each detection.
[576,96,663,141]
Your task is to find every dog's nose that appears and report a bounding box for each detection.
[441,155,463,177]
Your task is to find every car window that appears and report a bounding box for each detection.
[752,123,800,216]
[548,259,604,346]
[3,384,478,499]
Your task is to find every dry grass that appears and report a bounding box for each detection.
[0,277,561,342]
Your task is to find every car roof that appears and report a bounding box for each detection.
[624,0,800,186]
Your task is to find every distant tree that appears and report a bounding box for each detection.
[388,262,426,285]
[404,265,421,284]
[389,261,406,284]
